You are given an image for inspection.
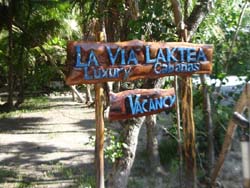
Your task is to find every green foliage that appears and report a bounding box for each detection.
[104,129,126,163]
[192,1,250,77]
[85,128,126,164]
[46,162,95,188]
[75,173,95,188]
[0,168,17,183]
[128,0,177,41]
[17,181,34,188]
[0,96,49,119]
[189,1,250,172]
[0,1,80,96]
[212,105,232,152]
[158,133,178,167]
[0,168,34,188]
[0,31,8,85]
[193,82,241,169]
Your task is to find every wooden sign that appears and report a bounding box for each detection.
[65,40,213,85]
[108,88,175,120]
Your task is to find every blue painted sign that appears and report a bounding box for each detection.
[109,88,176,120]
[66,40,213,85]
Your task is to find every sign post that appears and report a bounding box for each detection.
[65,39,213,188]
[95,83,105,188]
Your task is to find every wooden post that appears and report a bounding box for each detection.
[175,75,184,188]
[181,77,197,188]
[64,39,213,188]
[211,84,250,187]
[178,20,196,187]
[95,83,105,188]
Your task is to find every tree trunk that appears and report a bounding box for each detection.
[16,1,32,107]
[86,84,93,104]
[69,85,85,103]
[200,75,214,177]
[7,0,14,108]
[105,1,144,187]
[107,117,145,188]
[15,47,25,107]
[143,78,165,174]
[185,0,214,40]
[145,115,162,172]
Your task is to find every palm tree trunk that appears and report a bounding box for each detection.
[7,0,14,108]
[16,0,32,107]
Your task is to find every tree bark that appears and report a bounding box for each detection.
[185,0,215,41]
[170,1,185,187]
[171,1,197,187]
[145,115,162,172]
[125,0,140,20]
[86,84,93,104]
[170,0,182,27]
[69,85,85,103]
[200,75,214,177]
[15,1,32,107]
[142,78,165,174]
[107,117,145,188]
[15,46,25,107]
[105,1,144,187]
[7,0,14,108]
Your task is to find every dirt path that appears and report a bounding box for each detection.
[0,95,96,188]
[0,94,245,188]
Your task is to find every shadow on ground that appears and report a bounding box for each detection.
[0,141,95,187]
[0,98,96,187]
[0,117,47,132]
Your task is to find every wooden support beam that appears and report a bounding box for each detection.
[69,85,85,103]
[95,83,105,188]
[211,83,250,187]
[181,77,197,188]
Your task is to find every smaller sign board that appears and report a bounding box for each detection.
[108,88,175,120]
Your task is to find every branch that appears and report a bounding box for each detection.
[126,0,140,20]
[225,1,248,72]
[185,0,215,40]
[170,0,187,41]
[170,0,183,26]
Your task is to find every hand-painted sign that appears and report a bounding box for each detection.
[65,40,213,85]
[108,88,175,120]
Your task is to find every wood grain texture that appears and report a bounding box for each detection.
[108,88,175,120]
[95,83,105,188]
[65,40,213,85]
[181,77,197,188]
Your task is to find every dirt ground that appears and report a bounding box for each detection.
[0,95,96,188]
[0,94,245,188]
